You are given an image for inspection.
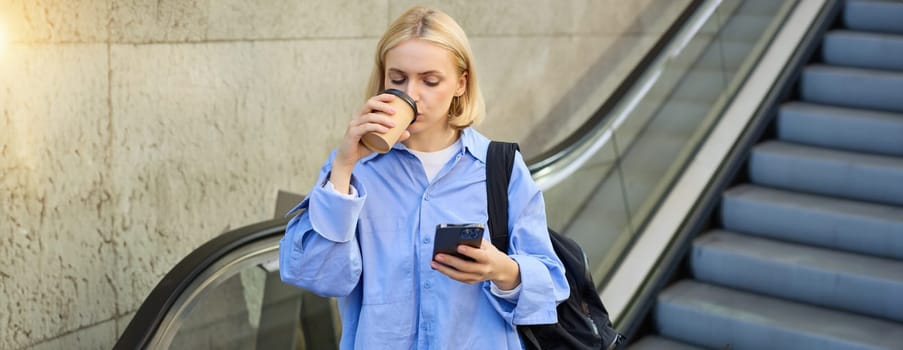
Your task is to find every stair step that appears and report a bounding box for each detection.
[721,184,903,260]
[655,280,903,349]
[778,102,903,157]
[749,141,903,206]
[824,30,903,71]
[844,0,903,35]
[801,64,903,114]
[628,336,705,350]
[692,231,903,322]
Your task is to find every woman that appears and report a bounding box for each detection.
[280,6,568,349]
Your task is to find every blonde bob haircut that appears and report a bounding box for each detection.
[366,6,485,129]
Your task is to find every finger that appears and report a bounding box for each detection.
[349,122,391,138]
[349,115,397,135]
[354,112,397,127]
[346,119,390,139]
[457,244,488,263]
[434,253,471,271]
[436,252,488,277]
[430,260,481,284]
[481,239,495,251]
[358,94,397,115]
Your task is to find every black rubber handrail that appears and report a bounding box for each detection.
[113,216,291,350]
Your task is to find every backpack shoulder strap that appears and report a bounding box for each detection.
[486,141,519,254]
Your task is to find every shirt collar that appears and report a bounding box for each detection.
[360,127,490,164]
[460,127,489,164]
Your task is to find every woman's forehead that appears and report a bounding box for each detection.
[385,39,456,74]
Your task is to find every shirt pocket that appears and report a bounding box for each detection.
[357,215,414,305]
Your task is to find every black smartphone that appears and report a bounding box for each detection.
[432,223,484,262]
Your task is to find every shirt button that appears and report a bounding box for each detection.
[424,194,430,201]
[423,237,431,244]
[424,281,432,289]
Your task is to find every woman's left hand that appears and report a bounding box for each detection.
[431,239,521,290]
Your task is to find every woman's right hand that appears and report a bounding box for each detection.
[330,93,411,193]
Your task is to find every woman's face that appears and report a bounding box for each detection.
[384,39,466,137]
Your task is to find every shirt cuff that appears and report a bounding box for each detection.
[490,282,522,302]
[306,175,366,243]
[326,180,358,198]
[508,255,560,325]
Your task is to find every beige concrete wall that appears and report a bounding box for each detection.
[0,1,688,348]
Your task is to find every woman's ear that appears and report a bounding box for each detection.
[455,71,467,97]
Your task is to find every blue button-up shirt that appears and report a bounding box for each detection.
[279,128,569,350]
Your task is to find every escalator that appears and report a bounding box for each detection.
[115,1,903,349]
[629,0,903,348]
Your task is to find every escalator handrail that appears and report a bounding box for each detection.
[525,0,703,171]
[114,216,292,350]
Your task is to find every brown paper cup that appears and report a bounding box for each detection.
[360,89,418,153]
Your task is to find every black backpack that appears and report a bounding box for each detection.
[486,141,624,350]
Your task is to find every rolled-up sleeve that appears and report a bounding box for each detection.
[483,151,569,325]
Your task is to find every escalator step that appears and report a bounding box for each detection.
[823,30,903,71]
[844,0,903,35]
[721,184,903,260]
[801,64,903,114]
[655,280,903,349]
[691,231,903,322]
[749,140,903,206]
[778,102,903,157]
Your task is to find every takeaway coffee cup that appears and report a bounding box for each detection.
[360,88,418,153]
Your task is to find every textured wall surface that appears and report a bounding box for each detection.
[0,0,686,348]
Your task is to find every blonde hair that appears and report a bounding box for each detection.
[366,6,485,129]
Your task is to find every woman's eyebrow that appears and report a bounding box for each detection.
[388,67,443,76]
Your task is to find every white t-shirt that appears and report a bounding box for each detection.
[408,139,462,183]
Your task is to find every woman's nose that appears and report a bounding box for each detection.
[404,84,419,102]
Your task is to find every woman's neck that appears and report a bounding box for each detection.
[404,126,460,152]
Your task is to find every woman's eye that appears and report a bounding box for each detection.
[424,80,439,87]
[390,78,406,85]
